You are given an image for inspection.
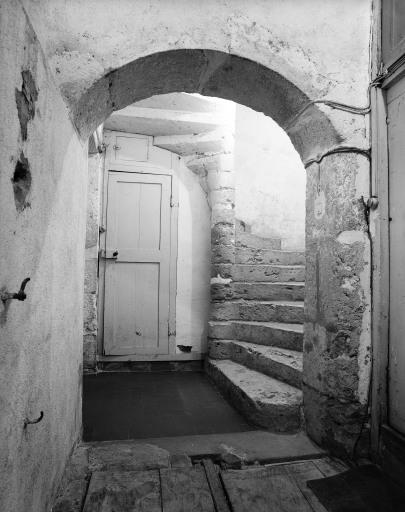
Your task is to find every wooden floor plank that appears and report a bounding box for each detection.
[313,457,348,477]
[160,465,215,512]
[82,470,162,512]
[221,465,313,512]
[202,459,231,512]
[285,461,328,512]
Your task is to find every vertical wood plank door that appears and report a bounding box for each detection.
[103,171,172,355]
[387,77,405,435]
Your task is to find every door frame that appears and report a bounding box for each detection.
[97,132,180,361]
[370,0,405,461]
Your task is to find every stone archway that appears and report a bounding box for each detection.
[72,49,371,457]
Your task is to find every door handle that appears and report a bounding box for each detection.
[100,250,119,260]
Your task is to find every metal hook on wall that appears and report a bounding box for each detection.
[1,277,30,303]
[24,411,44,429]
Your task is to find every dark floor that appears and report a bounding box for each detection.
[83,371,253,441]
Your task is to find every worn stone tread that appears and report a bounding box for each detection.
[236,247,305,265]
[88,442,170,471]
[211,281,305,302]
[228,281,305,285]
[233,320,303,332]
[211,300,304,322]
[206,359,302,432]
[212,264,305,283]
[213,299,304,306]
[236,232,282,250]
[209,320,304,351]
[209,340,303,388]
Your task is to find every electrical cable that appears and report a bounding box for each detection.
[284,72,387,133]
[304,146,370,169]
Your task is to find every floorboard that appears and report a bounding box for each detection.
[285,461,328,512]
[221,465,314,512]
[160,465,215,512]
[203,459,231,512]
[82,470,161,512]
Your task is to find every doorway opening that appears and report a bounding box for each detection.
[74,49,370,459]
[82,91,306,442]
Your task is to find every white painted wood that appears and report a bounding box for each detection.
[110,132,149,165]
[387,76,405,434]
[103,171,172,355]
[370,84,390,454]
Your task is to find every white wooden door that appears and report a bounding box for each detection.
[388,77,405,434]
[103,171,172,355]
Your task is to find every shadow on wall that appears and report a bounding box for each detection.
[234,104,306,251]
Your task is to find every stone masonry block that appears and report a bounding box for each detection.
[83,334,97,369]
[211,205,235,226]
[211,224,235,247]
[211,244,235,264]
[84,258,98,294]
[207,169,235,191]
[210,188,235,207]
[83,293,97,334]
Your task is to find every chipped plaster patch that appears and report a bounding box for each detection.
[341,276,359,292]
[211,274,232,285]
[337,230,367,245]
[314,191,325,220]
[15,69,38,140]
[357,239,371,404]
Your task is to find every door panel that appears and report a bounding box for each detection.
[383,0,405,67]
[103,172,172,355]
[113,133,149,163]
[388,77,405,434]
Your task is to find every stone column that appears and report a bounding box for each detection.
[303,152,371,457]
[83,152,103,371]
[208,152,236,270]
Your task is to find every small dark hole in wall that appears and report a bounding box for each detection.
[12,153,31,212]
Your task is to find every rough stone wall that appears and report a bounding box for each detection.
[83,153,103,371]
[16,0,373,457]
[0,3,87,511]
[304,153,372,457]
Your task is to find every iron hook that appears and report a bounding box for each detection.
[24,410,44,428]
[1,277,30,303]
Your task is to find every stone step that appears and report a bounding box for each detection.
[211,300,304,323]
[236,232,282,251]
[236,247,305,265]
[206,359,302,432]
[208,340,303,388]
[208,321,303,351]
[211,281,305,302]
[212,264,305,282]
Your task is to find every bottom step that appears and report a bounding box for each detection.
[206,359,302,433]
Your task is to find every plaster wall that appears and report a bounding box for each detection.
[234,104,305,250]
[6,0,374,458]
[0,3,87,511]
[174,157,211,352]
